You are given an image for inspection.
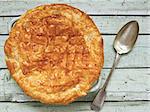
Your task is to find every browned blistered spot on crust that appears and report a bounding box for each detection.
[4,4,104,105]
[6,60,15,74]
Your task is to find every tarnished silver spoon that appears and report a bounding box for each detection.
[91,21,139,111]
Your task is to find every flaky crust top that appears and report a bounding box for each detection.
[4,4,104,104]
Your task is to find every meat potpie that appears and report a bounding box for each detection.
[4,4,104,104]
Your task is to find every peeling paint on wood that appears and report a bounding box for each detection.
[0,101,149,112]
[0,0,149,15]
[0,0,149,111]
[0,35,150,68]
[0,69,149,102]
[0,16,150,34]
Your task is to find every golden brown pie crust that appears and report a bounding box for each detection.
[4,4,104,104]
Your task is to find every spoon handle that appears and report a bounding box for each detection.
[91,53,120,111]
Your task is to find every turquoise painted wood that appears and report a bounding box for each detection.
[0,102,150,112]
[0,69,149,102]
[0,16,150,34]
[1,35,150,68]
[0,0,149,15]
[0,0,149,112]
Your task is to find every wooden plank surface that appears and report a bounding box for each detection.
[0,1,150,111]
[0,0,149,16]
[0,68,149,102]
[0,101,149,112]
[0,16,150,34]
[0,35,150,68]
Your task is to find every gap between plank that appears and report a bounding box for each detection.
[89,14,150,16]
[0,15,150,17]
[0,100,149,103]
[0,67,150,70]
[1,34,150,36]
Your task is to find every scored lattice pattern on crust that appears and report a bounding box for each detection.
[4,4,104,104]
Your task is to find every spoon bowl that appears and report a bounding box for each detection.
[114,21,139,54]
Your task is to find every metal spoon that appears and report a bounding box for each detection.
[91,21,139,111]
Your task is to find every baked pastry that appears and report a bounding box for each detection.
[4,4,104,104]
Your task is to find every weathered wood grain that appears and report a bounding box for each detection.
[0,16,150,34]
[0,35,150,68]
[0,101,149,112]
[0,68,149,102]
[0,1,149,111]
[0,0,149,16]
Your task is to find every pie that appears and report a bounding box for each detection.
[4,4,104,104]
